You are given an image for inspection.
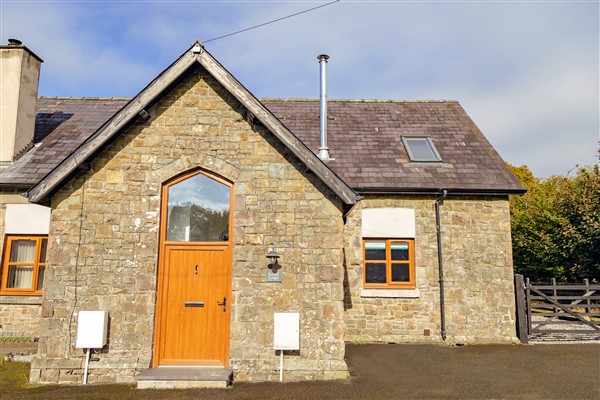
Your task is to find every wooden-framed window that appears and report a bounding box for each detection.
[363,239,415,288]
[1,235,47,295]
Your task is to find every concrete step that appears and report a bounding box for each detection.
[135,367,232,389]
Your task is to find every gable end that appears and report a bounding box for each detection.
[27,43,358,205]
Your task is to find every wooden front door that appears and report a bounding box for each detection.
[154,170,232,367]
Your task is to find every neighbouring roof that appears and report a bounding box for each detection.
[0,97,128,187]
[0,43,524,200]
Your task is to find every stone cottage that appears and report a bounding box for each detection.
[0,40,525,386]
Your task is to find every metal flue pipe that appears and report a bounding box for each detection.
[317,54,330,160]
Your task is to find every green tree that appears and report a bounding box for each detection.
[556,165,600,280]
[509,164,600,282]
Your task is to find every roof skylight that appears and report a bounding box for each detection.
[402,136,442,162]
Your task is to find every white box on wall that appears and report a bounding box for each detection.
[76,311,109,349]
[274,312,300,350]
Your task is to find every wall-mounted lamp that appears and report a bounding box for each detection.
[266,248,280,267]
[266,245,282,282]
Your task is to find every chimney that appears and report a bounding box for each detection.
[317,54,331,160]
[1,39,43,164]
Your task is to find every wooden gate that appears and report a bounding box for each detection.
[514,274,600,342]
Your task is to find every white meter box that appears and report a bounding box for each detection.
[76,311,109,349]
[274,312,300,350]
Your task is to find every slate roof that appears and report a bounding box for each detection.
[0,96,524,194]
[0,97,128,187]
[264,99,524,193]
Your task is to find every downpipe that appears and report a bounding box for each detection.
[435,189,448,341]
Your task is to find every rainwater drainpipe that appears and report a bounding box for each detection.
[435,189,448,341]
[317,54,331,160]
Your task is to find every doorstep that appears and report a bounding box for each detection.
[135,367,232,389]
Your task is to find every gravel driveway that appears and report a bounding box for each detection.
[3,343,599,400]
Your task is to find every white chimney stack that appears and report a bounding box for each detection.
[1,39,43,164]
[317,54,331,160]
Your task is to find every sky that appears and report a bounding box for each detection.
[1,0,598,178]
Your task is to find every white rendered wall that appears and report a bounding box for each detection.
[5,203,51,234]
[0,47,41,162]
[361,208,415,238]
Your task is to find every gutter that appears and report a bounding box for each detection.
[356,188,525,196]
[435,189,448,341]
[0,183,34,191]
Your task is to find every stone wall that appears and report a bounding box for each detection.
[0,297,42,338]
[343,196,518,344]
[30,66,347,384]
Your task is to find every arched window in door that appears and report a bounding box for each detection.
[164,171,231,242]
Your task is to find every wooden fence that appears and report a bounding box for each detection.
[514,274,600,343]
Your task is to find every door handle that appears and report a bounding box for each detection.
[217,297,226,312]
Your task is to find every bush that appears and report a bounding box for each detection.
[509,163,600,282]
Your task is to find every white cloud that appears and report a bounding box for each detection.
[1,2,157,96]
[1,0,597,177]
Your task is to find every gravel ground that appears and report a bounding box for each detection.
[2,343,600,400]
[528,314,600,343]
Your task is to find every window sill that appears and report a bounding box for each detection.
[407,162,446,167]
[0,295,43,305]
[360,288,420,298]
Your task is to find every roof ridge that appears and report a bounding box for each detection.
[260,98,459,103]
[37,96,458,103]
[39,96,132,100]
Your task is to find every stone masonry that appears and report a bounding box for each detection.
[30,66,348,384]
[0,297,42,338]
[343,196,518,344]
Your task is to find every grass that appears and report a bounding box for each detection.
[1,361,31,397]
[0,337,35,344]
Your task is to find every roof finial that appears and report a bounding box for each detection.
[190,40,203,55]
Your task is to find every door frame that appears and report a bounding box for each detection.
[152,169,233,368]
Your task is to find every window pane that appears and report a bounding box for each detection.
[407,139,435,159]
[391,263,410,282]
[365,240,386,260]
[166,174,230,242]
[36,266,45,291]
[40,239,48,264]
[365,263,387,284]
[391,242,409,261]
[10,240,36,263]
[403,137,441,162]
[7,265,34,289]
